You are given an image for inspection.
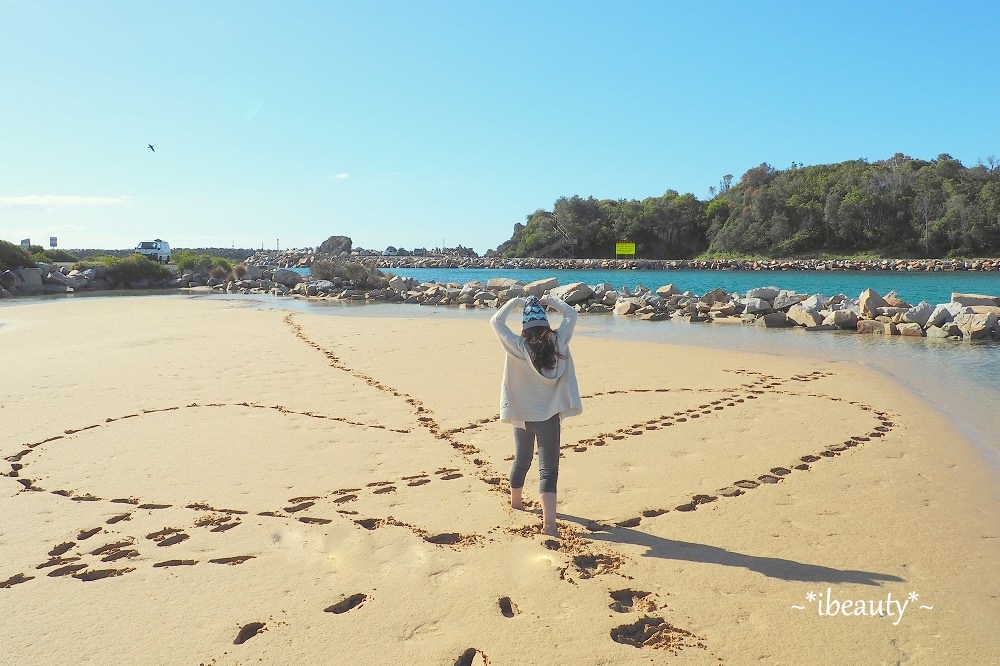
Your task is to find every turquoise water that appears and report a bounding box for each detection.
[375,267,1000,306]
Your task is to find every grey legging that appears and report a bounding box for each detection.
[509,414,560,494]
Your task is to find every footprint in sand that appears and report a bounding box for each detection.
[610,617,702,653]
[609,589,657,613]
[454,648,488,666]
[233,622,266,645]
[325,593,367,614]
[498,596,519,618]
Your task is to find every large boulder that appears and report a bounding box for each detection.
[614,299,641,316]
[740,297,772,314]
[953,312,998,340]
[0,270,19,290]
[655,283,680,298]
[859,288,889,318]
[926,323,962,338]
[900,301,934,328]
[317,235,352,255]
[700,287,729,306]
[800,293,830,310]
[486,277,521,291]
[14,267,44,295]
[787,304,824,327]
[951,292,1000,307]
[823,309,859,330]
[773,291,806,310]
[857,320,894,335]
[754,312,792,328]
[272,268,302,287]
[524,277,559,296]
[926,302,964,328]
[550,282,594,304]
[746,286,780,300]
[896,322,924,337]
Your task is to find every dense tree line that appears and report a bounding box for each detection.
[496,154,1000,258]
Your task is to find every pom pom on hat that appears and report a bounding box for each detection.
[522,296,550,330]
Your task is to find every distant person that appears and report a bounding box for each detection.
[491,294,582,538]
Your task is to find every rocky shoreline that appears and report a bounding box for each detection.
[4,259,998,343]
[244,268,999,344]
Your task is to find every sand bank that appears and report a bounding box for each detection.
[1,296,997,664]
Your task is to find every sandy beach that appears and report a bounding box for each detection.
[2,296,998,665]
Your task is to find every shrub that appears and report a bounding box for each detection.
[30,248,79,263]
[43,249,79,262]
[72,254,172,285]
[310,259,386,289]
[172,250,232,275]
[0,240,36,271]
[233,263,248,279]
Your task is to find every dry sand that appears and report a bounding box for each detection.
[1,295,998,665]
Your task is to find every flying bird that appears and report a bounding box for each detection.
[148,144,155,152]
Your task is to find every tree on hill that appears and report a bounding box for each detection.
[498,153,1000,258]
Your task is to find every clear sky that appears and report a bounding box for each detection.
[2,1,998,254]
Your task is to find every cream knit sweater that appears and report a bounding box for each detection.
[491,296,583,429]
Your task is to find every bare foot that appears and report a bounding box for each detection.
[542,523,559,538]
[511,501,524,510]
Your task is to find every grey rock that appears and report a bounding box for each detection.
[740,297,772,314]
[772,292,806,310]
[900,301,934,328]
[15,268,44,295]
[951,292,1000,307]
[857,320,893,335]
[486,277,521,291]
[801,293,830,310]
[823,310,858,330]
[700,287,729,305]
[746,286,780,300]
[550,282,594,304]
[953,312,998,340]
[0,270,19,289]
[524,277,559,296]
[272,268,302,287]
[787,304,824,327]
[896,322,924,337]
[754,312,791,328]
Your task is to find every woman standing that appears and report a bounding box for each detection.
[491,294,582,537]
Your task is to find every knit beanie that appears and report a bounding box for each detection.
[522,296,550,331]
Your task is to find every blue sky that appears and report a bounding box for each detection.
[1,1,997,254]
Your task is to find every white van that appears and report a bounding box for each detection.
[135,239,171,263]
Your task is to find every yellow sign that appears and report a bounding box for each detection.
[615,242,636,255]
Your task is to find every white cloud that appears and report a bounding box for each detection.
[0,195,130,208]
[330,172,350,180]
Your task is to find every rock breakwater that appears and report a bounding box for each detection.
[221,267,1000,344]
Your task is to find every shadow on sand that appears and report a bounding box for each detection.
[559,513,904,586]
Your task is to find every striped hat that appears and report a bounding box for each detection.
[522,296,550,330]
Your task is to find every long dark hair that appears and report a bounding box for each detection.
[522,327,563,372]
